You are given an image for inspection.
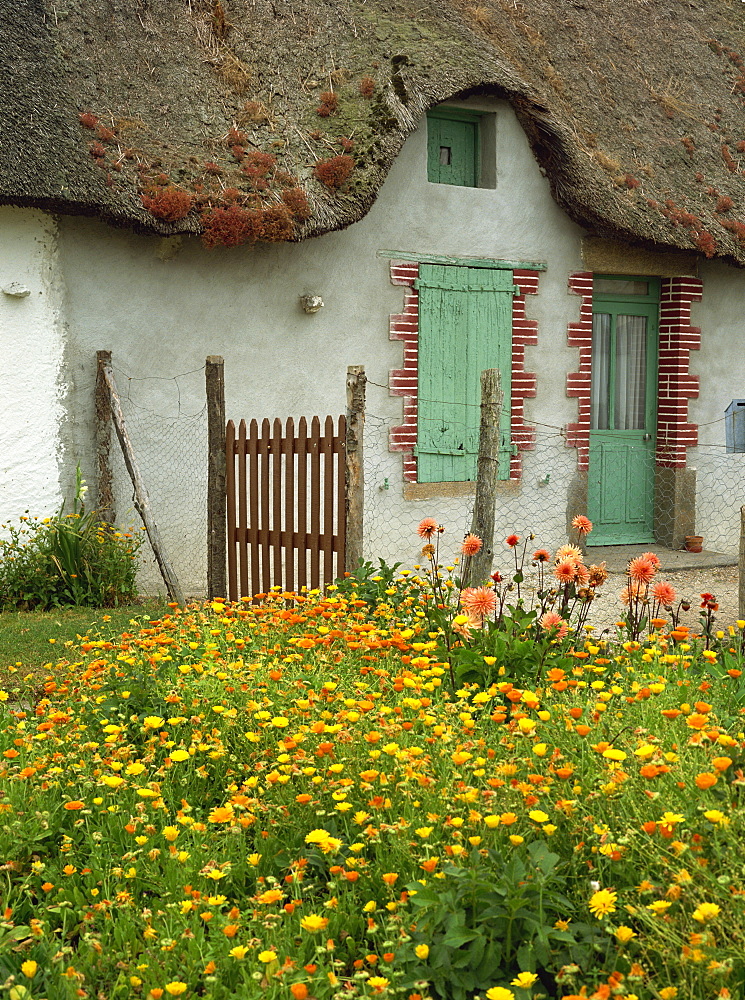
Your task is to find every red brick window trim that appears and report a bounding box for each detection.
[564,272,702,472]
[388,261,538,483]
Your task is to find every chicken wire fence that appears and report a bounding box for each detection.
[362,400,745,573]
[102,359,745,602]
[108,363,208,599]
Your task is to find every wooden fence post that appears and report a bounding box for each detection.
[739,505,745,620]
[464,368,502,587]
[100,358,186,605]
[206,356,227,599]
[345,365,366,573]
[95,350,116,524]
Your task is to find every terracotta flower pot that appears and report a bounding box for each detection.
[685,535,703,553]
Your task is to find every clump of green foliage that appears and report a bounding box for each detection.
[0,466,140,609]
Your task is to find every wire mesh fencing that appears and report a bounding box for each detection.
[103,357,745,609]
[362,405,745,572]
[108,364,208,598]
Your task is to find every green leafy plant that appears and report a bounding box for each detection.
[402,842,595,999]
[0,466,141,609]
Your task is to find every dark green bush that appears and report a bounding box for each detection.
[0,467,141,609]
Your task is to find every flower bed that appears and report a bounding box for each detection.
[0,533,743,999]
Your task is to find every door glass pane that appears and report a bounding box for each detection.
[614,314,647,430]
[595,278,649,296]
[591,313,611,430]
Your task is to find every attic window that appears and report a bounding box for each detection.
[427,108,485,187]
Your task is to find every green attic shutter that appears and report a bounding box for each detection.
[415,264,514,483]
[427,111,479,187]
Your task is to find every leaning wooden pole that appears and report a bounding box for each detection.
[739,505,745,619]
[464,369,502,588]
[100,358,186,605]
[95,350,116,525]
[345,365,366,574]
[206,356,227,600]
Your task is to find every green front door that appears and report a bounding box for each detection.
[587,277,659,545]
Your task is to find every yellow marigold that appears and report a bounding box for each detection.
[256,888,283,905]
[208,806,234,824]
[647,900,672,914]
[164,984,188,996]
[143,716,165,730]
[21,960,38,978]
[102,775,125,789]
[614,925,636,943]
[162,826,179,842]
[300,913,329,933]
[703,809,727,825]
[588,888,617,919]
[511,972,538,988]
[692,902,721,923]
[258,950,277,963]
[229,945,249,959]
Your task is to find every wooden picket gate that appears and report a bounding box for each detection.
[225,415,348,600]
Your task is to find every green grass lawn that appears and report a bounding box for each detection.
[0,600,170,689]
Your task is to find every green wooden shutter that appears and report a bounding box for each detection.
[415,264,514,482]
[427,112,479,186]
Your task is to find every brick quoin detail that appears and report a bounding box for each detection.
[657,277,702,468]
[565,272,702,472]
[565,272,594,472]
[388,262,538,483]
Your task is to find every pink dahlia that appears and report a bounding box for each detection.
[652,581,676,607]
[540,611,569,639]
[555,544,583,564]
[640,551,662,570]
[461,533,483,557]
[417,518,439,540]
[554,559,577,584]
[628,556,657,583]
[461,586,497,618]
[571,515,593,536]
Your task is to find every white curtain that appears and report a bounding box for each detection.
[591,313,647,430]
[591,313,611,430]
[615,315,647,430]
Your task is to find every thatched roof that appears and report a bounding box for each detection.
[2,0,745,261]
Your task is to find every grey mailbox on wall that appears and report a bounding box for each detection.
[725,400,745,453]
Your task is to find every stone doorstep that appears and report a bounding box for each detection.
[584,543,737,575]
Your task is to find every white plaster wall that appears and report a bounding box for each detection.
[688,260,745,554]
[53,96,587,592]
[0,208,66,529]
